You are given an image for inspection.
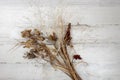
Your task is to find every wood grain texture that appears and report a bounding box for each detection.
[0,0,120,80]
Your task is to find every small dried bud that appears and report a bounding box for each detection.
[24,52,37,59]
[21,39,33,48]
[30,49,38,53]
[34,29,41,35]
[21,30,32,38]
[37,36,45,41]
[48,32,57,41]
[73,54,82,60]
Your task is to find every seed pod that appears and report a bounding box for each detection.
[73,54,82,60]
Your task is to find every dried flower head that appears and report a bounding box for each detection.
[73,54,82,60]
[21,30,32,38]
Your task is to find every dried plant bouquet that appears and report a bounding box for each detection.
[20,23,83,80]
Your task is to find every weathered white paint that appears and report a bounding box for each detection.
[0,0,120,80]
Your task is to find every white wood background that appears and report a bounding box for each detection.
[0,0,120,80]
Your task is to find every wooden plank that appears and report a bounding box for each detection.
[0,24,120,44]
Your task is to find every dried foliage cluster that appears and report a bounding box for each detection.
[20,23,82,80]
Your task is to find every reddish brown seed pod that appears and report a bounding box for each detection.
[73,54,82,60]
